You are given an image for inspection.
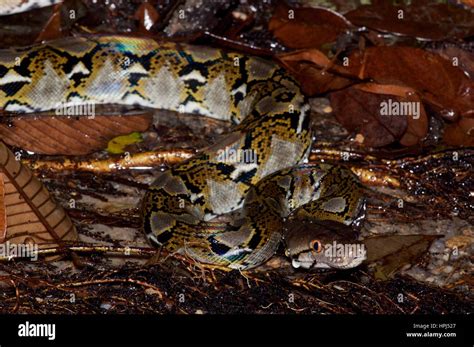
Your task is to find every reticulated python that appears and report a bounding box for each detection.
[0,35,366,270]
[0,0,62,16]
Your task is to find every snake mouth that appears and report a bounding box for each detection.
[283,218,367,270]
[290,248,367,269]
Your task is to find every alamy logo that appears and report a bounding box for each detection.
[18,321,56,340]
[380,99,420,119]
[55,101,96,119]
[0,241,38,261]
[314,241,366,260]
[216,146,257,164]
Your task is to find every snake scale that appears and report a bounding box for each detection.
[0,0,62,16]
[0,34,366,270]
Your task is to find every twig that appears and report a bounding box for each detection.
[57,278,164,299]
[0,244,158,262]
[25,149,194,173]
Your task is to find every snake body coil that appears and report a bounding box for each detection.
[0,0,62,16]
[0,36,366,269]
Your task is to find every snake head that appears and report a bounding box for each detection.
[282,219,366,270]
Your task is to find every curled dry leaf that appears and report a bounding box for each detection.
[277,49,353,95]
[35,3,62,42]
[363,234,441,280]
[330,84,430,147]
[431,44,474,78]
[399,105,429,147]
[462,0,474,7]
[345,46,474,120]
[134,2,160,33]
[0,173,5,242]
[355,83,429,147]
[443,117,474,146]
[0,112,153,155]
[344,46,474,146]
[269,3,351,49]
[0,141,78,252]
[345,2,474,41]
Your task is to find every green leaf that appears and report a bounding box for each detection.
[107,132,143,154]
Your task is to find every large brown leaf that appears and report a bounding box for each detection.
[281,46,472,146]
[345,2,474,41]
[0,173,5,242]
[345,46,474,120]
[344,46,474,146]
[444,117,474,146]
[364,234,440,280]
[355,83,429,147]
[269,3,351,49]
[330,85,412,147]
[0,112,152,155]
[0,141,78,250]
[277,49,354,95]
[431,44,474,78]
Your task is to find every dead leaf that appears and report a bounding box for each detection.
[461,0,474,7]
[0,141,78,253]
[269,3,351,49]
[277,49,338,70]
[281,61,353,95]
[443,117,474,146]
[330,85,412,147]
[0,174,6,242]
[134,2,160,33]
[277,50,353,95]
[345,3,474,41]
[445,235,474,249]
[353,83,429,147]
[35,3,62,42]
[345,46,474,120]
[363,234,440,280]
[399,101,429,147]
[431,44,474,78]
[0,112,152,155]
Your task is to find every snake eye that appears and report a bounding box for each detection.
[310,240,323,253]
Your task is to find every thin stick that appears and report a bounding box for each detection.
[57,278,164,299]
[0,244,157,262]
[25,149,194,173]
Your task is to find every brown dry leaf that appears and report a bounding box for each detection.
[0,113,152,155]
[345,46,474,120]
[277,49,353,95]
[35,3,62,42]
[0,173,6,242]
[461,0,474,7]
[445,235,474,249]
[330,85,412,147]
[0,141,78,252]
[134,2,160,33]
[443,117,474,146]
[269,3,351,49]
[355,83,429,147]
[399,103,429,147]
[431,45,474,78]
[277,49,338,70]
[363,234,440,280]
[345,2,474,41]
